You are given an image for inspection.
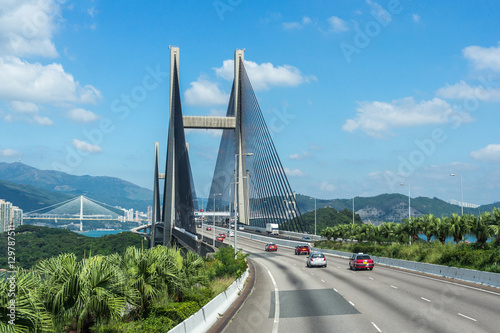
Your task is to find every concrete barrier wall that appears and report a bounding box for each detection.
[236,231,500,288]
[169,268,250,333]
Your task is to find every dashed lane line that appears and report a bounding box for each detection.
[458,313,477,322]
[371,322,382,332]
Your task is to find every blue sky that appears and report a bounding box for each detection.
[1,0,499,206]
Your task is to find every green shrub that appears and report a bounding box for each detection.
[140,316,176,332]
[183,287,215,307]
[210,247,248,279]
[151,301,200,323]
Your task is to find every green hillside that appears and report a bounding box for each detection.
[0,179,76,212]
[0,225,144,270]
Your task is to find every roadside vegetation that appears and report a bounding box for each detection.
[316,208,500,273]
[0,225,248,333]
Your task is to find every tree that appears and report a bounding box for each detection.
[320,227,335,241]
[432,216,449,244]
[378,222,395,245]
[0,270,53,333]
[448,214,468,244]
[36,253,135,332]
[466,214,492,245]
[401,217,422,244]
[421,214,436,242]
[487,208,500,243]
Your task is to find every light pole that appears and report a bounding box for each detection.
[400,183,410,222]
[201,198,205,242]
[309,197,317,236]
[346,194,354,224]
[213,193,221,246]
[450,174,463,216]
[234,152,253,258]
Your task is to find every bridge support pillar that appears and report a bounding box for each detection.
[234,49,250,226]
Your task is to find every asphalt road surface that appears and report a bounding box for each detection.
[219,235,500,333]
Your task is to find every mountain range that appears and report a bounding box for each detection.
[0,162,498,223]
[0,162,152,212]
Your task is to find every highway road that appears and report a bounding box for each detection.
[217,233,500,333]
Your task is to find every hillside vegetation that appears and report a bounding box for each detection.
[0,225,144,269]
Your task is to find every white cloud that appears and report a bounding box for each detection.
[67,108,100,123]
[72,139,102,153]
[327,16,349,32]
[462,42,500,72]
[342,97,469,138]
[436,80,500,102]
[470,144,500,161]
[33,114,53,126]
[320,181,336,191]
[215,59,316,91]
[10,101,38,114]
[0,56,102,105]
[184,77,229,106]
[412,14,421,23]
[0,0,61,57]
[283,16,312,30]
[366,0,392,24]
[284,167,305,177]
[0,148,20,157]
[87,7,98,18]
[289,150,310,160]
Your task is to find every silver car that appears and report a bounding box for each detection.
[307,252,327,268]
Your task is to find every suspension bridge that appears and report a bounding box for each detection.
[143,47,306,253]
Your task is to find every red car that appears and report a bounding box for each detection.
[219,233,226,238]
[349,253,374,270]
[206,227,212,231]
[295,244,310,255]
[216,236,224,242]
[265,243,278,251]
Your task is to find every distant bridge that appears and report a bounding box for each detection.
[23,195,127,231]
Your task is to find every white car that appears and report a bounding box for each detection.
[238,226,244,230]
[307,252,327,268]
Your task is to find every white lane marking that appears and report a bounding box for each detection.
[371,322,382,332]
[334,288,338,292]
[458,313,477,322]
[349,301,355,307]
[321,279,325,283]
[390,285,398,289]
[337,266,341,269]
[262,263,280,333]
[369,277,374,280]
[384,268,500,296]
[310,273,314,275]
[421,297,431,302]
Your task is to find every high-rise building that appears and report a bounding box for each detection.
[0,199,11,233]
[11,206,23,229]
[0,199,24,233]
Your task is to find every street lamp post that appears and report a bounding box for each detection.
[346,194,354,224]
[450,174,463,216]
[213,193,221,246]
[400,183,410,222]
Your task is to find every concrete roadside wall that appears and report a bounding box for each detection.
[237,231,500,288]
[168,269,249,333]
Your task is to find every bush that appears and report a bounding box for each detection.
[151,301,200,323]
[92,316,176,333]
[183,287,214,307]
[210,247,248,279]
